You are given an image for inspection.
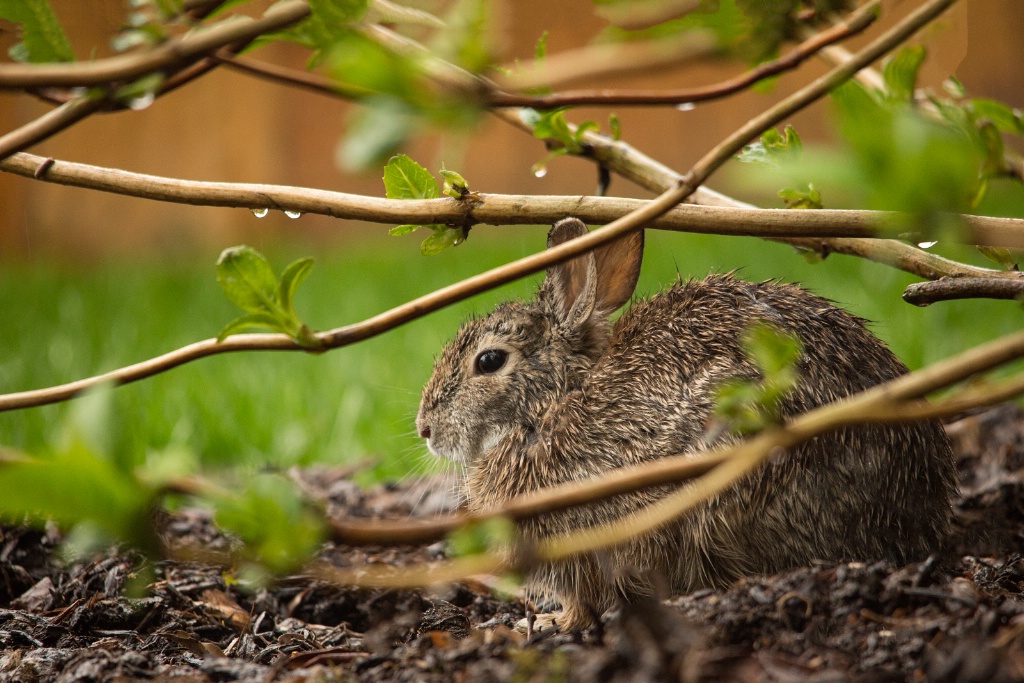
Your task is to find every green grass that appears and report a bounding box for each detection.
[1,227,1022,482]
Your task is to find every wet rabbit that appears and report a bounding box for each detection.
[417,218,955,630]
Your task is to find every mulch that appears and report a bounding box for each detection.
[2,405,1023,682]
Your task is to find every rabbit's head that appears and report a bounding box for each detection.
[417,218,644,465]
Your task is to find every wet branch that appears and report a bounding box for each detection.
[3,151,1021,247]
[903,277,1024,306]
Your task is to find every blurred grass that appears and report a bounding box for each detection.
[1,225,1022,482]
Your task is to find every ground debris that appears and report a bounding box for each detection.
[2,406,1024,681]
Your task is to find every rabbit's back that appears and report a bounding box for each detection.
[555,274,954,582]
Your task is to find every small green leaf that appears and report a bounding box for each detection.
[420,227,463,255]
[0,0,74,63]
[882,44,926,103]
[389,224,420,236]
[339,98,418,171]
[970,98,1024,137]
[977,246,1019,271]
[383,154,440,200]
[440,168,470,199]
[216,245,280,315]
[609,113,622,141]
[213,474,326,575]
[278,257,315,320]
[447,516,516,558]
[574,120,600,144]
[736,125,802,165]
[778,183,823,209]
[534,30,548,60]
[531,109,578,149]
[217,312,289,342]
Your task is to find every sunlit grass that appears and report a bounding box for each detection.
[1,227,1021,482]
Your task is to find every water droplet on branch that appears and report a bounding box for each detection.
[533,166,548,178]
[675,102,696,112]
[285,210,302,219]
[917,241,938,249]
[128,93,155,111]
[251,208,269,218]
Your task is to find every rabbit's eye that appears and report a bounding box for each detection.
[475,349,507,375]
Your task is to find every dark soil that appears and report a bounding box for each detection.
[3,405,1024,682]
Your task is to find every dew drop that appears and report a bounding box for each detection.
[917,240,938,249]
[128,92,155,111]
[251,208,269,218]
[533,166,548,178]
[675,102,696,112]
[285,210,302,219]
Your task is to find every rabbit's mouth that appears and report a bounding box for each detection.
[424,426,508,465]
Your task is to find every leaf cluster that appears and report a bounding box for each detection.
[714,324,803,435]
[383,154,469,255]
[215,245,321,348]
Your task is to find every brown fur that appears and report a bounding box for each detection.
[417,218,956,630]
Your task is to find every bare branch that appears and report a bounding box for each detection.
[0,98,105,160]
[488,0,880,108]
[3,152,1021,247]
[903,276,1024,306]
[0,1,311,89]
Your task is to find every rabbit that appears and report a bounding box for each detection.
[416,217,956,631]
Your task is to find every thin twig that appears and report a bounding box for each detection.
[0,97,106,160]
[903,276,1024,306]
[0,1,311,89]
[3,152,1021,247]
[488,0,879,108]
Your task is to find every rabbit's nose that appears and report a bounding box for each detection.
[419,424,432,439]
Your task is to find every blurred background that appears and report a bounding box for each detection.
[0,0,1021,480]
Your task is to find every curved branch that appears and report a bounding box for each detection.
[0,1,311,89]
[0,97,106,160]
[487,0,879,108]
[328,451,729,546]
[3,152,1021,247]
[903,276,1024,306]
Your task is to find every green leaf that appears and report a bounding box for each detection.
[383,154,441,200]
[609,113,622,141]
[432,0,492,73]
[440,168,470,199]
[0,452,157,555]
[534,30,548,60]
[530,109,579,150]
[778,183,823,209]
[882,44,926,102]
[447,516,515,558]
[977,246,1018,271]
[216,245,280,315]
[278,257,315,320]
[736,125,802,166]
[339,97,418,171]
[420,227,463,255]
[213,474,326,574]
[970,98,1024,137]
[389,224,421,236]
[217,312,289,342]
[0,0,74,63]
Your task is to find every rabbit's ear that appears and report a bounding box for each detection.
[594,228,644,313]
[545,218,598,330]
